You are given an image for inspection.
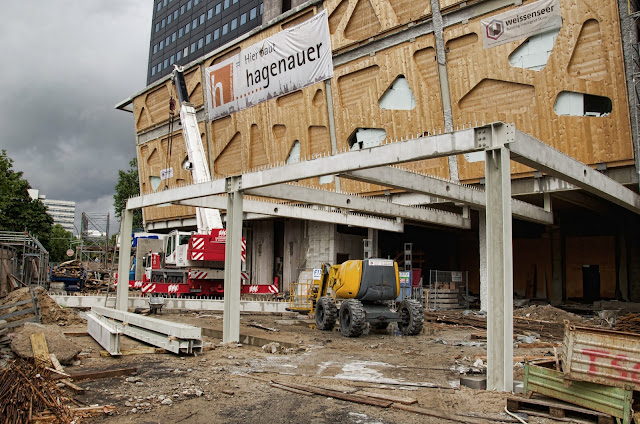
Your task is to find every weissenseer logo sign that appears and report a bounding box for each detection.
[481,0,562,49]
[205,10,333,120]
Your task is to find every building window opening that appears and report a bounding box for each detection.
[554,91,612,117]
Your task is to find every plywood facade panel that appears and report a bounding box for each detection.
[331,35,449,193]
[133,67,204,133]
[137,122,210,222]
[325,0,431,51]
[444,0,633,182]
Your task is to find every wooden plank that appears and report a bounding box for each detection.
[49,354,64,373]
[30,332,50,367]
[63,331,89,337]
[270,382,314,396]
[68,367,138,381]
[274,381,393,408]
[357,391,417,405]
[60,379,85,394]
[0,306,37,321]
[99,347,166,357]
[0,298,33,310]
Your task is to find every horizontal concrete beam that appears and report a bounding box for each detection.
[240,127,482,190]
[345,167,553,225]
[510,131,640,215]
[92,305,202,339]
[51,294,291,313]
[127,179,226,209]
[245,184,470,229]
[178,196,404,232]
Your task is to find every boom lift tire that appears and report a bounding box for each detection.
[397,299,424,336]
[315,297,337,330]
[339,299,366,337]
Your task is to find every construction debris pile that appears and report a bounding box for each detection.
[0,287,82,326]
[51,260,84,280]
[514,304,586,323]
[614,313,640,333]
[0,359,73,423]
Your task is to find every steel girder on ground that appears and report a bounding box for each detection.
[118,123,640,392]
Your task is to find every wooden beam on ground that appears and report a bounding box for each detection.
[68,367,138,381]
[30,332,50,367]
[357,391,417,405]
[270,382,313,396]
[273,381,392,408]
[63,331,89,337]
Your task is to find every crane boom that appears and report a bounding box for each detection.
[173,66,223,233]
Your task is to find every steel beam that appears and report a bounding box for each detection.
[92,305,202,339]
[510,131,640,215]
[240,128,482,190]
[345,167,553,225]
[126,179,226,209]
[485,145,514,392]
[178,196,405,232]
[116,209,133,311]
[245,184,470,229]
[223,177,243,343]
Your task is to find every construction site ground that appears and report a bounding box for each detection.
[9,305,595,424]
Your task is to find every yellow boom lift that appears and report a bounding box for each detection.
[290,259,423,337]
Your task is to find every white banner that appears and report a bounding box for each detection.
[205,10,333,120]
[481,0,562,49]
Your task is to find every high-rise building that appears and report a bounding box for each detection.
[27,189,76,233]
[148,0,265,84]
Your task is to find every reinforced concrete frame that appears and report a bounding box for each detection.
[117,123,640,391]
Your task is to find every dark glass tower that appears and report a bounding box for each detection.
[148,0,263,84]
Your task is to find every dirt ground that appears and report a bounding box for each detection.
[9,308,574,424]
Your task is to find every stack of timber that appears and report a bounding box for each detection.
[51,260,84,279]
[424,310,565,340]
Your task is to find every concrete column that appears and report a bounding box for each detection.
[551,228,563,305]
[618,231,629,301]
[485,146,514,392]
[116,209,133,311]
[223,177,243,343]
[367,228,379,258]
[251,221,274,285]
[478,211,488,312]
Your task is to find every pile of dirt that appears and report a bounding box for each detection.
[0,287,84,326]
[10,322,81,364]
[515,304,584,323]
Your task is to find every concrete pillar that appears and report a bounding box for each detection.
[478,211,488,312]
[251,221,274,285]
[223,177,243,343]
[367,228,379,258]
[283,220,306,293]
[618,231,629,301]
[485,146,514,392]
[116,209,133,311]
[551,228,563,305]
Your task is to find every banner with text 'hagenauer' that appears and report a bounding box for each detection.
[205,10,333,120]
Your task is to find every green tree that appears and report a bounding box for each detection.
[0,150,54,245]
[48,224,74,262]
[114,157,143,229]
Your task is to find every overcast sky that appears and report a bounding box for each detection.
[0,1,151,234]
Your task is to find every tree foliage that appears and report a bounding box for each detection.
[0,150,54,248]
[114,157,143,229]
[49,224,74,262]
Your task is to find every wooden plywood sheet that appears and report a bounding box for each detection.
[326,0,431,51]
[565,236,616,299]
[133,66,204,133]
[445,0,633,182]
[331,35,449,193]
[137,122,210,223]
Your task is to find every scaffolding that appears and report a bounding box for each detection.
[0,231,49,295]
[78,212,112,269]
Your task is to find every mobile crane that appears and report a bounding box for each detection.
[129,67,277,297]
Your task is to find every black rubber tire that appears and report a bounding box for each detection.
[372,322,390,330]
[397,299,424,336]
[339,299,366,337]
[315,297,337,330]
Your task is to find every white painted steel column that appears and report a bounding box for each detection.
[223,177,243,343]
[116,209,133,311]
[485,145,513,392]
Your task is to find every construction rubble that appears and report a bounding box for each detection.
[0,287,639,423]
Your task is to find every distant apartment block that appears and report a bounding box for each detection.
[28,189,76,233]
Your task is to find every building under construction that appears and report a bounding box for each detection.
[117,0,640,309]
